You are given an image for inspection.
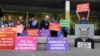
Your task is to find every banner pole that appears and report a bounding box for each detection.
[65,0,70,35]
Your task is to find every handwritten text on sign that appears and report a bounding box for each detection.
[47,37,69,51]
[15,36,37,51]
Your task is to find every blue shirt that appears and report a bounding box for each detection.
[80,20,88,24]
[61,27,67,33]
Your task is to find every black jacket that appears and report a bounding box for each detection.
[40,20,49,29]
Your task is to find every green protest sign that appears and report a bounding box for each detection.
[60,19,70,28]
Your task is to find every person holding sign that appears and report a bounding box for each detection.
[60,16,68,37]
[29,15,38,28]
[76,10,90,24]
[50,17,60,37]
[17,16,26,36]
[76,3,90,24]
[40,15,49,29]
[75,3,94,49]
[17,24,25,36]
[18,16,26,26]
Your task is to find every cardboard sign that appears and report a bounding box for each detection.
[60,19,70,28]
[27,29,38,37]
[15,36,37,51]
[77,42,91,49]
[49,22,61,31]
[0,27,16,50]
[47,37,69,51]
[76,3,90,12]
[39,29,50,37]
[16,25,24,33]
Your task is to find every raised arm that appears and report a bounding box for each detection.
[86,10,90,21]
[76,11,81,21]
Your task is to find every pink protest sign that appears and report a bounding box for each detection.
[76,3,90,12]
[15,36,37,51]
[16,25,24,33]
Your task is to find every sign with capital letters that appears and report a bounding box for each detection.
[47,37,69,51]
[15,36,37,51]
[0,27,16,50]
[49,22,61,31]
[76,3,90,12]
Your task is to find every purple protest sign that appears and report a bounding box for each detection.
[47,37,69,51]
[39,29,50,37]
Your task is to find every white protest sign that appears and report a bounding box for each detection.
[78,42,91,49]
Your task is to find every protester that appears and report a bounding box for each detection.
[40,15,49,29]
[60,17,67,37]
[3,16,9,27]
[76,10,90,24]
[18,16,25,26]
[7,15,15,27]
[50,16,59,37]
[29,15,38,28]
[17,16,26,36]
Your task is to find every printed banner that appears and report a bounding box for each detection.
[0,27,16,50]
[39,29,50,37]
[60,19,70,28]
[76,3,90,12]
[15,36,37,51]
[49,22,61,31]
[47,37,69,51]
[77,42,91,49]
[27,29,38,37]
[16,25,24,33]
